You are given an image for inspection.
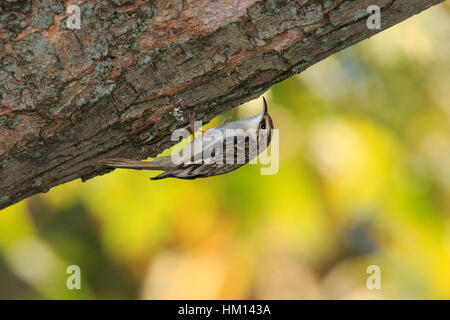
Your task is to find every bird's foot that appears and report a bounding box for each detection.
[221,114,232,126]
[183,112,201,140]
[187,112,196,134]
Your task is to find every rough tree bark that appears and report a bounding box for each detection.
[0,0,445,210]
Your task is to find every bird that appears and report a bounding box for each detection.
[98,97,274,180]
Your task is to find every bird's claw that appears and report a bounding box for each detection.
[222,114,232,126]
[183,112,201,140]
[187,112,196,134]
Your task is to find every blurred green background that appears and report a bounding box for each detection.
[1,4,449,299]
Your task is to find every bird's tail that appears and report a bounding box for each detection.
[97,158,166,171]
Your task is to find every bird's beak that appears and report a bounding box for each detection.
[262,97,268,115]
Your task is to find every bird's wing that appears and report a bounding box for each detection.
[177,131,258,166]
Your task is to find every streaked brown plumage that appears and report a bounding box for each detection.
[98,97,274,180]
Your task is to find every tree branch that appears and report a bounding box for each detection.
[0,0,444,209]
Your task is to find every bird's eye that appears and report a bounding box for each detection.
[260,121,266,129]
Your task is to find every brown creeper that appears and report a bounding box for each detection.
[98,97,274,180]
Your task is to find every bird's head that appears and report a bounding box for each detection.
[254,97,274,145]
[218,96,274,146]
